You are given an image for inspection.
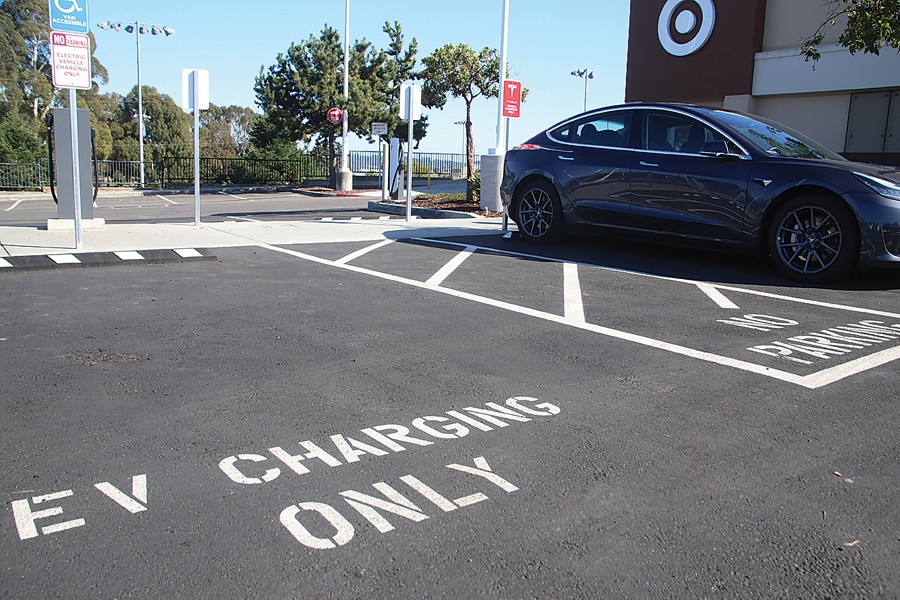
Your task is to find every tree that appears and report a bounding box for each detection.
[0,0,108,121]
[0,112,43,163]
[419,43,499,202]
[369,21,428,149]
[122,86,191,161]
[802,0,900,62]
[201,104,258,157]
[255,25,383,187]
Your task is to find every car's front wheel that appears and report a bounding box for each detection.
[767,194,859,283]
[514,180,565,243]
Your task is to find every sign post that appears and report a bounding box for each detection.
[400,83,421,222]
[49,9,92,248]
[182,69,209,227]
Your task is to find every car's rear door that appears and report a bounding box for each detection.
[547,111,635,227]
[629,110,751,241]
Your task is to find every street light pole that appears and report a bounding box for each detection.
[135,21,144,188]
[338,0,353,191]
[570,68,594,113]
[96,20,175,189]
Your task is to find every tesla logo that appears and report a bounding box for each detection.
[657,0,716,57]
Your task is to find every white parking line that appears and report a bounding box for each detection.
[260,242,810,387]
[425,246,477,287]
[416,238,900,319]
[563,263,586,324]
[696,283,740,309]
[335,239,395,265]
[222,192,250,201]
[258,240,899,389]
[156,195,179,205]
[5,200,23,212]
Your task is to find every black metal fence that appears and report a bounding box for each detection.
[0,151,472,190]
[160,155,331,186]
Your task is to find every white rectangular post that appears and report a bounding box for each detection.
[193,79,200,227]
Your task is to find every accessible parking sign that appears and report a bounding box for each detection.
[49,0,89,34]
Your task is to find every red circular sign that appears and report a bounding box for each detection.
[327,107,343,125]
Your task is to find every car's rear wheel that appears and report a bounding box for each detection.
[767,194,859,283]
[514,180,565,243]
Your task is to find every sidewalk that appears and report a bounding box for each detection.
[0,178,495,269]
[0,214,506,270]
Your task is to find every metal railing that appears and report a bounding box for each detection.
[159,155,331,186]
[0,152,475,190]
[0,162,46,190]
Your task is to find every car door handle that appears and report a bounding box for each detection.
[557,155,575,161]
[639,161,659,167]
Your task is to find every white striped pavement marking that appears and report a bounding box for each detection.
[350,217,363,221]
[0,258,12,268]
[321,217,334,221]
[258,241,900,389]
[156,195,179,205]
[227,216,262,223]
[221,192,250,201]
[114,251,145,261]
[379,216,391,220]
[4,200,23,212]
[563,262,586,324]
[49,254,81,265]
[414,238,900,319]
[174,248,203,258]
[425,246,477,287]
[696,283,740,309]
[335,240,395,265]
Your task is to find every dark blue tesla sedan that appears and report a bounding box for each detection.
[500,103,900,283]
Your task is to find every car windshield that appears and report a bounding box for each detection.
[711,110,846,161]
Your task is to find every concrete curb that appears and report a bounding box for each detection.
[366,201,476,220]
[0,248,216,272]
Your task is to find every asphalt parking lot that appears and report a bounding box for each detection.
[1,202,898,598]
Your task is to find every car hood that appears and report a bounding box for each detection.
[837,159,900,182]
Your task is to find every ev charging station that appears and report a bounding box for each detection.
[49,107,96,225]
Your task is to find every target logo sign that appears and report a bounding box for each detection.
[657,0,716,57]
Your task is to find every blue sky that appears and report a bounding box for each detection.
[87,0,631,154]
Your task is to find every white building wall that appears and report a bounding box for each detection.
[753,94,851,152]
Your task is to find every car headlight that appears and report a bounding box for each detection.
[854,172,900,201]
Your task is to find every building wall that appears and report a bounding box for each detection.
[762,0,845,51]
[753,93,851,151]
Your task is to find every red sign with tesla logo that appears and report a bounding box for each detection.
[502,80,522,118]
[327,107,343,125]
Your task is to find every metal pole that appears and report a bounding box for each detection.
[136,21,145,188]
[583,74,588,112]
[193,77,201,227]
[69,88,83,249]
[406,111,414,222]
[494,0,510,152]
[340,0,350,175]
[380,140,388,202]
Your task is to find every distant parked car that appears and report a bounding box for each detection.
[500,103,900,283]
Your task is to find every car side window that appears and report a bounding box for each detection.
[549,124,572,143]
[644,112,743,155]
[572,112,631,148]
